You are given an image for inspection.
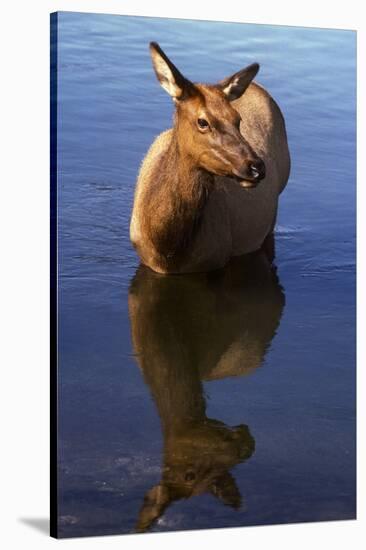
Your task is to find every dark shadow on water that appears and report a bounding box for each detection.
[128,245,285,532]
[19,517,49,535]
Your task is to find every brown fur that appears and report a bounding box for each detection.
[130,45,290,273]
[136,132,214,272]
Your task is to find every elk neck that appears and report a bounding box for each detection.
[143,124,214,264]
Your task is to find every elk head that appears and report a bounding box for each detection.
[150,41,266,188]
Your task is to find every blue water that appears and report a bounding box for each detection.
[54,12,356,538]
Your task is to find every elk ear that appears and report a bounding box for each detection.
[209,472,242,509]
[218,63,260,101]
[149,42,194,101]
[135,483,171,533]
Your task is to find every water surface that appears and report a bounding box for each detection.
[54,12,356,538]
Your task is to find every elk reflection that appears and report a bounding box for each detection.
[128,249,285,532]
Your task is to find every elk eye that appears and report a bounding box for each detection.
[197,118,209,130]
[185,471,196,482]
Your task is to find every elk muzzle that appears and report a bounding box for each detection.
[233,157,266,187]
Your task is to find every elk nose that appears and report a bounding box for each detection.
[248,159,266,180]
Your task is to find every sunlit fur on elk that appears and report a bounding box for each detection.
[130,42,290,273]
